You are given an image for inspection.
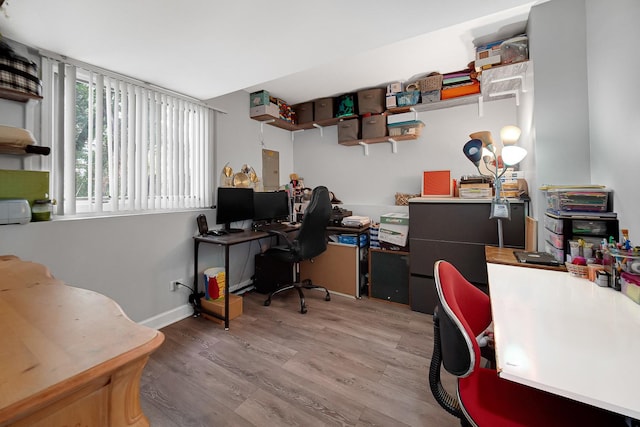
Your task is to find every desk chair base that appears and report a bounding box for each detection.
[264,279,331,314]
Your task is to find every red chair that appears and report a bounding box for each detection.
[429,260,626,427]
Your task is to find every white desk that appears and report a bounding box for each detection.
[487,263,640,420]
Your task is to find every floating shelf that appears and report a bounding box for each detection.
[0,88,43,103]
[251,114,358,132]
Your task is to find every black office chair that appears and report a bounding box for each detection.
[263,185,331,314]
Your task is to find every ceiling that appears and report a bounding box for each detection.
[0,0,539,105]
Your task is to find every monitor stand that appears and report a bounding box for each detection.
[224,223,244,233]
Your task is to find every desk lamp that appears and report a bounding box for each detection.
[463,126,526,247]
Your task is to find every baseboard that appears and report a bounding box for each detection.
[139,303,193,330]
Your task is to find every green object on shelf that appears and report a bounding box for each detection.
[0,169,50,207]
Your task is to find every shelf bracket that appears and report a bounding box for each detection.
[387,138,398,154]
[312,123,324,137]
[260,119,275,135]
[490,89,520,106]
[358,141,370,156]
[409,107,418,121]
[291,129,304,142]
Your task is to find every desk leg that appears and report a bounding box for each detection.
[224,245,230,331]
[192,240,201,317]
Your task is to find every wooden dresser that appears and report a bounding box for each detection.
[0,255,164,427]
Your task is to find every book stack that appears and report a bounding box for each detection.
[459,175,492,199]
[441,69,480,100]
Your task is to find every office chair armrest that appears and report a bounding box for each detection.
[267,229,296,248]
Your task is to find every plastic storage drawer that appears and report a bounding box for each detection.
[544,240,564,262]
[544,214,564,234]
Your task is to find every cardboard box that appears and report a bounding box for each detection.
[250,103,279,119]
[249,90,271,107]
[379,213,409,247]
[200,295,243,324]
[385,95,397,108]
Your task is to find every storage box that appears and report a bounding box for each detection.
[544,188,611,214]
[361,114,387,139]
[249,90,272,107]
[420,90,440,103]
[250,103,279,119]
[385,95,397,108]
[357,88,386,114]
[544,240,564,263]
[379,213,409,248]
[337,233,368,247]
[0,169,50,207]
[200,294,243,323]
[337,118,359,143]
[386,81,403,94]
[620,272,640,304]
[292,102,314,124]
[418,74,443,92]
[387,111,416,125]
[395,91,420,107]
[544,214,564,234]
[314,97,334,121]
[441,81,480,100]
[475,40,502,69]
[387,120,424,137]
[335,93,358,117]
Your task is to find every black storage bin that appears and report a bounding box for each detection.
[335,93,358,118]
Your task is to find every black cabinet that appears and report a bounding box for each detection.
[369,249,409,305]
[408,200,526,314]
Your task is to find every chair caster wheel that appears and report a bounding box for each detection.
[325,294,331,301]
[264,299,271,306]
[301,307,307,314]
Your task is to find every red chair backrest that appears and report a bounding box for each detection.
[434,260,492,377]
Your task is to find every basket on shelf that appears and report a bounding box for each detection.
[565,262,589,279]
[395,192,420,206]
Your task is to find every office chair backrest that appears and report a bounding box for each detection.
[434,260,492,378]
[295,186,331,260]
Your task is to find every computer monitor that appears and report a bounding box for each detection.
[215,187,254,233]
[253,190,290,223]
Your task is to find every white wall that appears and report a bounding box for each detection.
[292,98,518,221]
[529,0,638,244]
[586,0,640,237]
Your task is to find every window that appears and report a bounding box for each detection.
[40,54,214,215]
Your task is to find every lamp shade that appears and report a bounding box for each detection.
[500,125,521,145]
[463,139,484,166]
[469,131,495,151]
[502,145,527,166]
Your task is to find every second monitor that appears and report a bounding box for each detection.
[253,190,290,223]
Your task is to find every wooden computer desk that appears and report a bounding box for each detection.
[0,255,164,427]
[486,260,640,419]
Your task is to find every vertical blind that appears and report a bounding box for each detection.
[41,55,214,215]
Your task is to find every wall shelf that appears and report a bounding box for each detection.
[339,134,418,155]
[0,88,43,103]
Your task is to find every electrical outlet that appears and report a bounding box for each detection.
[170,280,179,291]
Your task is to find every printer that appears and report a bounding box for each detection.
[0,199,31,225]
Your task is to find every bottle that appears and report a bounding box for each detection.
[31,199,52,221]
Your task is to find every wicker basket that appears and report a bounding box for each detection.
[565,262,589,279]
[418,74,443,92]
[395,192,420,206]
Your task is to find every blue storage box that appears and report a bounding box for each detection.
[337,234,368,247]
[396,91,420,107]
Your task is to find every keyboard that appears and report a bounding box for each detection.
[255,222,289,232]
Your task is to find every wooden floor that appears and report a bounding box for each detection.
[140,290,459,427]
